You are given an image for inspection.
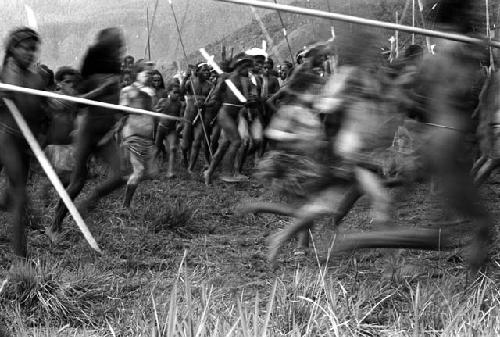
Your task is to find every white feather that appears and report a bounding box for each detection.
[24,5,38,30]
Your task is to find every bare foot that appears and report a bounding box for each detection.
[267,231,288,268]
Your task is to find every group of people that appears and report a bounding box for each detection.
[0,0,496,273]
[118,48,289,186]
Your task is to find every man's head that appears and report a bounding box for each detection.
[95,27,124,61]
[196,63,211,81]
[4,27,40,69]
[263,58,274,76]
[280,61,293,80]
[253,55,266,74]
[303,43,329,68]
[121,69,133,88]
[133,62,153,87]
[167,83,181,101]
[123,55,135,70]
[231,53,253,77]
[55,66,80,94]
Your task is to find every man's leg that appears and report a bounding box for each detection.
[188,122,204,173]
[51,130,95,233]
[155,125,168,162]
[438,160,493,272]
[204,131,230,185]
[82,139,126,210]
[204,108,240,184]
[166,131,178,178]
[354,166,392,227]
[123,154,145,208]
[181,105,196,168]
[209,124,221,159]
[0,133,30,258]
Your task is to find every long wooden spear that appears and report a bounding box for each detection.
[146,5,152,60]
[213,0,500,48]
[145,0,161,60]
[0,83,185,121]
[272,0,295,65]
[250,6,284,64]
[2,93,102,254]
[168,0,214,158]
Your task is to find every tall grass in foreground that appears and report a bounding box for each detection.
[1,255,499,336]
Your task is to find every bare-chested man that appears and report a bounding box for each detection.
[181,63,213,170]
[120,67,157,208]
[155,83,184,178]
[0,27,46,258]
[204,54,255,185]
[49,27,126,238]
[259,58,280,156]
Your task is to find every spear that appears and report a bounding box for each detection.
[324,0,335,39]
[412,0,415,44]
[272,0,295,65]
[417,0,431,52]
[168,0,213,158]
[395,11,399,58]
[213,0,500,48]
[145,0,161,59]
[146,6,152,60]
[250,6,284,64]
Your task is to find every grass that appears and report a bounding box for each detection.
[0,166,499,336]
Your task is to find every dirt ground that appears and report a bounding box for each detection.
[0,161,499,334]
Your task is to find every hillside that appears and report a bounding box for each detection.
[195,0,407,66]
[1,0,495,71]
[0,0,294,69]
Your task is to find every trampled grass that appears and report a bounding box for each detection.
[0,167,499,336]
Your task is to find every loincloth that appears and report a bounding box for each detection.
[122,135,156,164]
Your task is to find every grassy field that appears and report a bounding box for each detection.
[0,161,499,336]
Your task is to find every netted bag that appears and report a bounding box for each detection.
[381,119,428,179]
[45,144,76,173]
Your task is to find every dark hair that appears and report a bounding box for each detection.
[167,82,180,92]
[55,66,80,82]
[151,69,165,89]
[3,27,40,67]
[81,28,124,77]
[231,52,253,70]
[264,58,274,68]
[96,27,124,48]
